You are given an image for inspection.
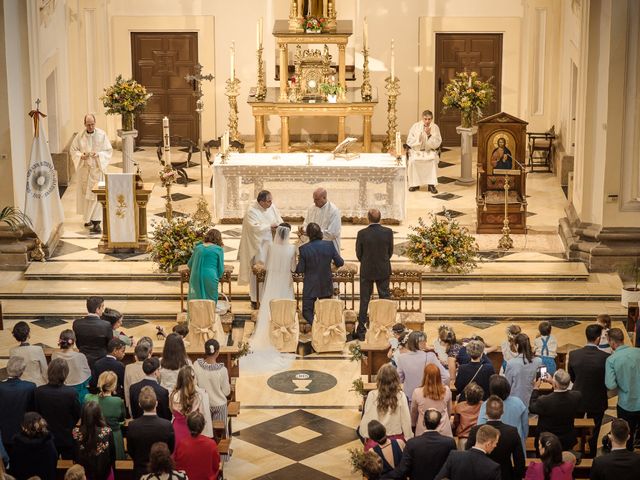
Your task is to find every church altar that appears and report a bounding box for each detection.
[212,153,406,221]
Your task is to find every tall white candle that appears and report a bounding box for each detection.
[230,43,235,80]
[395,131,401,155]
[363,17,368,49]
[257,18,263,50]
[162,116,171,165]
[391,39,395,80]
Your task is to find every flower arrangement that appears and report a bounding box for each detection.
[319,82,344,96]
[442,71,494,127]
[100,75,152,130]
[232,341,252,366]
[350,378,366,397]
[147,217,208,273]
[405,211,479,273]
[348,342,365,362]
[348,448,382,478]
[302,16,327,32]
[159,164,178,188]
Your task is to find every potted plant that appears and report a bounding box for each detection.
[101,75,152,131]
[302,16,327,33]
[319,82,343,103]
[620,257,640,308]
[0,206,32,231]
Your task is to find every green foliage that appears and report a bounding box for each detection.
[101,75,152,116]
[348,342,365,362]
[350,377,366,396]
[0,206,32,231]
[405,212,479,273]
[319,83,344,96]
[147,217,208,273]
[442,71,495,117]
[619,257,640,290]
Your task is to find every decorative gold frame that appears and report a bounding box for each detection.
[293,45,335,99]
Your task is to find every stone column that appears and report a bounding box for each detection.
[455,126,477,185]
[117,129,138,173]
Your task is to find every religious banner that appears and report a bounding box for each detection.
[106,173,137,247]
[25,108,65,244]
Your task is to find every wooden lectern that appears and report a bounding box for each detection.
[476,112,528,234]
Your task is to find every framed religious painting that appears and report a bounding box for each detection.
[475,112,528,234]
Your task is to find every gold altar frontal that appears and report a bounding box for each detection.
[248,87,378,153]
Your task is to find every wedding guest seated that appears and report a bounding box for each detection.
[382,409,456,480]
[130,357,172,420]
[411,364,453,438]
[52,329,92,403]
[366,420,405,476]
[101,307,133,347]
[0,357,36,454]
[91,338,126,397]
[466,395,525,480]
[125,337,153,416]
[455,339,494,401]
[84,371,126,460]
[169,366,213,444]
[524,432,575,480]
[141,442,187,480]
[7,412,57,480]
[174,411,221,480]
[127,387,175,480]
[72,401,116,480]
[34,358,81,459]
[591,418,640,480]
[64,464,87,480]
[193,339,231,438]
[359,364,413,450]
[452,382,484,448]
[396,331,449,407]
[9,321,48,386]
[159,333,191,392]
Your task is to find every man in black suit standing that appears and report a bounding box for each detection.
[91,338,126,396]
[355,208,394,340]
[129,357,172,420]
[435,424,501,480]
[295,222,344,325]
[383,409,456,480]
[568,323,610,456]
[0,357,36,454]
[529,368,582,453]
[591,418,640,480]
[466,395,525,480]
[127,386,175,479]
[72,296,113,368]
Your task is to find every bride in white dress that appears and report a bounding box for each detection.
[240,224,296,373]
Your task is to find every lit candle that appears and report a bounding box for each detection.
[391,39,395,80]
[230,42,235,80]
[363,17,368,49]
[395,131,401,156]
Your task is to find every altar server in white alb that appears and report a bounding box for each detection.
[70,114,113,233]
[406,109,442,194]
[300,187,341,252]
[238,190,283,309]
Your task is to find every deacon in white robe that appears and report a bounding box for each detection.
[300,188,341,252]
[406,109,442,194]
[70,114,112,232]
[237,190,283,307]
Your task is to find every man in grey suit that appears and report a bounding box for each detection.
[355,208,394,341]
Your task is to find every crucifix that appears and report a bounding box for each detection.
[184,63,214,224]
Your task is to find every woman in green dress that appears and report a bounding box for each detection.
[84,370,126,460]
[187,228,225,302]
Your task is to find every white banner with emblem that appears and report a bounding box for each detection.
[106,173,137,247]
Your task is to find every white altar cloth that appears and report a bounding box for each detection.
[212,153,406,221]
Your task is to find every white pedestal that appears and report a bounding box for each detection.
[455,125,477,185]
[117,129,138,173]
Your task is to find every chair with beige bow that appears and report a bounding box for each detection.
[311,298,346,353]
[365,299,398,347]
[186,299,226,351]
[269,299,299,353]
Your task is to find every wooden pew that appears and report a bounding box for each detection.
[359,343,390,382]
[528,417,595,455]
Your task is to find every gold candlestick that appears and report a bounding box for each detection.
[256,46,267,101]
[225,77,241,142]
[165,182,173,222]
[382,76,400,153]
[361,47,372,101]
[498,174,514,250]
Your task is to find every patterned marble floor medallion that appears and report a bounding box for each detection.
[237,409,357,461]
[253,462,340,480]
[267,370,338,395]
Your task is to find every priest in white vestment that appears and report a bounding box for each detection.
[406,109,442,194]
[300,188,341,252]
[237,190,283,309]
[70,114,113,233]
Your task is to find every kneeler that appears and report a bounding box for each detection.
[365,299,398,347]
[270,299,299,353]
[311,298,346,353]
[186,299,226,351]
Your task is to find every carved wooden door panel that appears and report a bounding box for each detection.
[131,32,198,146]
[435,33,502,147]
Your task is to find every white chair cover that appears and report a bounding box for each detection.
[365,299,398,347]
[270,299,299,353]
[311,298,346,353]
[186,299,226,351]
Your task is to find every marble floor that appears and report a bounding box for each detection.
[0,140,631,478]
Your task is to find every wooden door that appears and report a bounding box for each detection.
[131,32,199,146]
[435,33,502,147]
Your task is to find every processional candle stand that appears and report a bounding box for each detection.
[382,39,399,153]
[184,63,214,225]
[497,172,514,250]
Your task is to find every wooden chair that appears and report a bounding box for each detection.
[527,125,555,172]
[270,298,299,352]
[311,298,346,353]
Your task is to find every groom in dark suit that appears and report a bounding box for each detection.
[355,208,394,340]
[296,222,344,325]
